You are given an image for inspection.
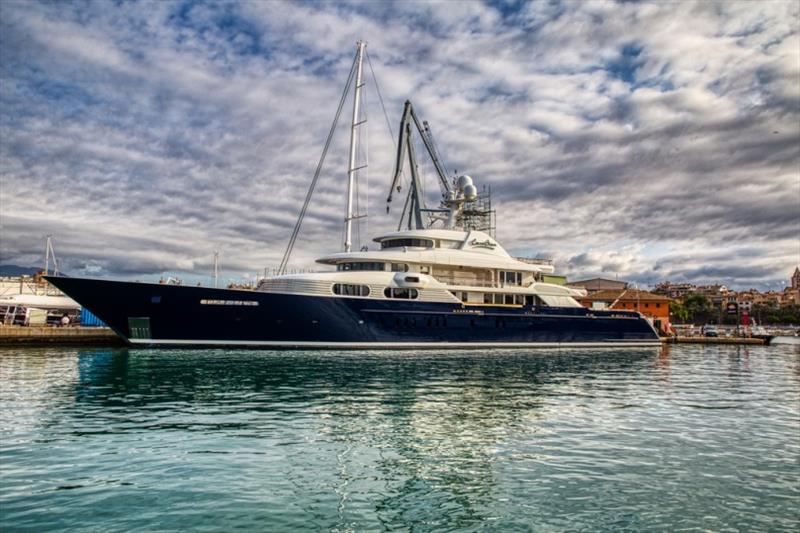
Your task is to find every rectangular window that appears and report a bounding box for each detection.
[381,238,433,249]
[500,271,522,286]
[338,262,385,271]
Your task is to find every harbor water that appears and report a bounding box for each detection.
[1,344,798,531]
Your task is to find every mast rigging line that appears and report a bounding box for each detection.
[365,50,397,152]
[278,53,358,275]
[366,50,409,196]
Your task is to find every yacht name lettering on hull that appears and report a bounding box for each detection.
[469,238,496,250]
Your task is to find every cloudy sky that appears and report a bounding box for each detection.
[1,0,798,290]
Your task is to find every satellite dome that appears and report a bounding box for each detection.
[456,175,473,190]
[463,184,478,201]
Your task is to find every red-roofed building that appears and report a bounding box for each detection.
[577,289,672,335]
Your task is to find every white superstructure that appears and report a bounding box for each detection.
[259,227,585,308]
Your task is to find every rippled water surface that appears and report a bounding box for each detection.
[1,344,798,531]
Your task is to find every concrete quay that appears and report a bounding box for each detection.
[0,325,125,346]
[667,336,765,345]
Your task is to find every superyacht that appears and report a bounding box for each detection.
[48,42,660,348]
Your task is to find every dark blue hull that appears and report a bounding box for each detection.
[46,277,661,348]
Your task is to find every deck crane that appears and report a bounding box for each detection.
[386,101,478,231]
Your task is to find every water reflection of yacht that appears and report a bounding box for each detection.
[47,42,659,348]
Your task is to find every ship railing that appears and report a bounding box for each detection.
[434,276,496,288]
[514,257,554,266]
[435,278,552,290]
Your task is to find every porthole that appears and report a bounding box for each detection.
[383,287,419,299]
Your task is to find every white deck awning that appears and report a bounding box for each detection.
[538,294,582,308]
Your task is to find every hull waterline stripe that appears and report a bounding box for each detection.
[127,338,663,348]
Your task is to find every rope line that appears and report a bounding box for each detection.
[279,55,358,275]
[366,50,408,194]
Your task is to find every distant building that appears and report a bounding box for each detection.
[653,281,696,300]
[577,289,672,334]
[565,278,628,294]
[784,267,800,306]
[696,284,730,306]
[654,282,729,306]
[735,290,758,311]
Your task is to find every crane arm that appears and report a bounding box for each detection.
[408,107,450,195]
[387,101,413,203]
[387,100,451,205]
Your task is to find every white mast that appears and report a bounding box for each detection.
[344,40,366,253]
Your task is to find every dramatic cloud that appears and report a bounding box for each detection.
[1,0,798,290]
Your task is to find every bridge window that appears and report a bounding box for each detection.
[337,262,385,271]
[477,293,527,305]
[332,284,370,297]
[383,287,419,299]
[381,238,434,249]
[391,263,409,272]
[500,271,522,286]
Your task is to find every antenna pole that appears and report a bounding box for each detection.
[213,250,219,289]
[344,40,366,253]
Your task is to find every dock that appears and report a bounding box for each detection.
[667,336,765,345]
[0,326,125,346]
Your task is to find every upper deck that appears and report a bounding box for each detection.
[315,229,555,274]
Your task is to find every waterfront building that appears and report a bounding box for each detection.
[577,289,672,334]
